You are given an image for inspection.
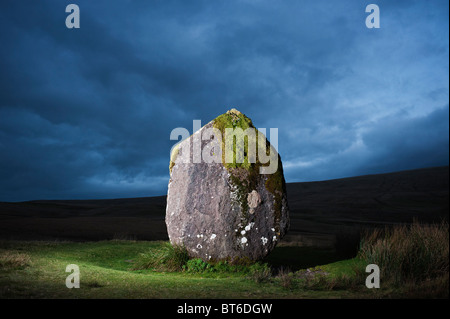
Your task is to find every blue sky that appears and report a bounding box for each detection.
[0,0,448,201]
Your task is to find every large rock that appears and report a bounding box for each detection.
[165,109,289,261]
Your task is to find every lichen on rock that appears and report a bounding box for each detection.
[212,108,287,236]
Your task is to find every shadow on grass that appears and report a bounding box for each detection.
[264,246,345,271]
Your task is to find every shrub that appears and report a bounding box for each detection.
[133,243,271,277]
[358,221,449,285]
[184,258,271,277]
[132,242,189,272]
[247,263,272,283]
[213,260,234,273]
[277,266,294,289]
[184,258,212,273]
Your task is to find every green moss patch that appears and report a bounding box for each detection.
[213,109,285,232]
[169,144,180,175]
[264,156,285,234]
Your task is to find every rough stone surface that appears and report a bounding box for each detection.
[247,190,261,215]
[165,109,289,261]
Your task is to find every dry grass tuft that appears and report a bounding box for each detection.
[0,251,32,269]
[358,220,449,286]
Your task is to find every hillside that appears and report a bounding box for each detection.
[0,166,448,245]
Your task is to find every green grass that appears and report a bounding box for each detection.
[132,242,190,272]
[0,239,447,299]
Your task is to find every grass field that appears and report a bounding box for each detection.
[0,167,448,299]
[0,237,447,299]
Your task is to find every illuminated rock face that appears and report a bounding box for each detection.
[165,109,289,261]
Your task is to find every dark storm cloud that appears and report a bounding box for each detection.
[0,0,448,201]
[361,105,449,173]
[283,105,449,181]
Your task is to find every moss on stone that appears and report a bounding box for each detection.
[264,156,285,234]
[169,144,180,175]
[213,110,260,220]
[213,108,255,171]
[212,108,285,234]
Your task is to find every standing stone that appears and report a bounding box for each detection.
[165,109,289,261]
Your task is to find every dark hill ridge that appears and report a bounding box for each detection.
[0,166,448,245]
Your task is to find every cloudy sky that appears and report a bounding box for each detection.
[0,0,448,201]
